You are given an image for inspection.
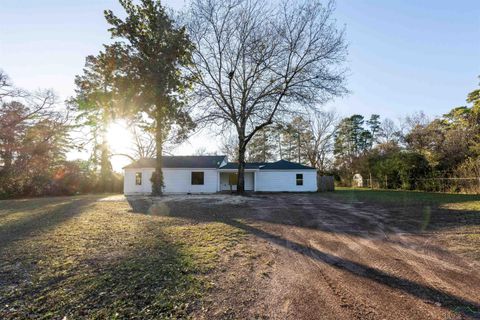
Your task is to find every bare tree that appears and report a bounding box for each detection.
[401,111,429,134]
[219,131,239,161]
[130,125,157,159]
[305,110,338,172]
[187,0,347,192]
[378,118,401,144]
[0,70,27,100]
[1,86,71,176]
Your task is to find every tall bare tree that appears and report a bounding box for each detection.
[187,0,347,192]
[219,131,239,161]
[305,110,338,172]
[378,118,401,145]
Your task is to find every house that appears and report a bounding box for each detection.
[123,155,317,195]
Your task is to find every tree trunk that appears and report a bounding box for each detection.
[99,139,111,192]
[297,133,301,163]
[278,135,282,159]
[237,137,246,194]
[2,150,12,174]
[151,110,164,196]
[99,120,111,192]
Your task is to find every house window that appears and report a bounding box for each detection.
[135,172,142,185]
[191,172,204,185]
[296,173,303,186]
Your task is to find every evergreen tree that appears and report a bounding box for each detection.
[247,127,277,162]
[366,114,381,148]
[73,46,120,192]
[104,0,194,195]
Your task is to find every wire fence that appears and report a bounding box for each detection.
[361,177,480,194]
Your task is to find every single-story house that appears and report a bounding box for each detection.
[123,155,317,195]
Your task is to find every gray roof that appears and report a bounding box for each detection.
[219,162,266,170]
[124,157,315,170]
[220,159,315,170]
[261,159,315,170]
[123,156,226,169]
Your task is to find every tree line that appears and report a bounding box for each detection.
[218,109,337,173]
[216,78,480,194]
[1,0,478,197]
[0,71,124,198]
[1,0,347,197]
[332,83,480,192]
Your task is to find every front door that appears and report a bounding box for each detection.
[228,173,238,186]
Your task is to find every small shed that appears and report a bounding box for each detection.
[352,173,363,187]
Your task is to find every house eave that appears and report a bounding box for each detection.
[217,168,260,172]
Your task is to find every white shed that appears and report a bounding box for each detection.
[352,173,363,187]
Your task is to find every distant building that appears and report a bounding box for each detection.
[352,173,363,187]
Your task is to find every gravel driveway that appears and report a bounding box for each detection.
[150,193,480,319]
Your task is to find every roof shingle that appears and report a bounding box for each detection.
[124,157,315,170]
[219,159,315,170]
[123,156,226,169]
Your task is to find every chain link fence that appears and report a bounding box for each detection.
[363,177,480,194]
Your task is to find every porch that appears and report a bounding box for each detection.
[218,170,256,192]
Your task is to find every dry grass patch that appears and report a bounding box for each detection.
[0,195,245,319]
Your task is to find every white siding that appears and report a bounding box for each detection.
[256,170,317,192]
[124,168,317,194]
[164,169,218,193]
[124,168,218,194]
[124,169,146,194]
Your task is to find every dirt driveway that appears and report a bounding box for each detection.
[144,193,480,319]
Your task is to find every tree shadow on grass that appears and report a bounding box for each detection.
[224,218,480,312]
[9,239,202,319]
[0,197,211,319]
[0,196,100,252]
[127,193,480,239]
[127,197,480,317]
[319,190,480,233]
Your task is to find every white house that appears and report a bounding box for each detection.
[123,155,317,195]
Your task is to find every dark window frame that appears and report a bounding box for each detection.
[296,173,303,186]
[191,171,205,185]
[135,172,142,185]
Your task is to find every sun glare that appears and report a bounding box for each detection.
[106,120,134,172]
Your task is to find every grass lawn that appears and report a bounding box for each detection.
[320,187,480,261]
[325,187,480,210]
[0,195,245,319]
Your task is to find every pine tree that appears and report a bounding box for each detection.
[103,0,194,195]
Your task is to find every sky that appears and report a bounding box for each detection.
[1,0,479,171]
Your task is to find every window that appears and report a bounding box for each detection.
[296,173,303,186]
[135,172,142,185]
[191,172,204,185]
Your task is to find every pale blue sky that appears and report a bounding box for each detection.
[1,0,479,168]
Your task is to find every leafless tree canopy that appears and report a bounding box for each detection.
[305,109,338,172]
[379,118,402,144]
[188,0,347,140]
[0,71,26,100]
[187,0,347,191]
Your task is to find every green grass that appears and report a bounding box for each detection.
[0,195,245,319]
[319,188,480,261]
[323,187,480,210]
